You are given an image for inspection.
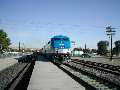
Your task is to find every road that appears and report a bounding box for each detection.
[0,57,18,71]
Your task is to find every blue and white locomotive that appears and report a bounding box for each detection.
[42,35,71,62]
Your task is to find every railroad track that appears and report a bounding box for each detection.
[53,59,120,90]
[5,61,35,90]
[71,59,120,74]
[70,59,120,86]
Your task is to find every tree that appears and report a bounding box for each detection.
[113,40,120,56]
[97,41,109,56]
[0,29,11,52]
[91,49,97,53]
[83,48,91,53]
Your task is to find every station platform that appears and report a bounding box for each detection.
[27,59,85,90]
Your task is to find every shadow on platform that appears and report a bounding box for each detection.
[14,55,50,62]
[36,55,50,62]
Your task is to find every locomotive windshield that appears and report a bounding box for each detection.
[52,38,69,41]
[53,38,61,40]
[63,38,69,41]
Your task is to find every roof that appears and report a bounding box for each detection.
[52,35,69,39]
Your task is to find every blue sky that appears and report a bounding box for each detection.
[0,0,120,49]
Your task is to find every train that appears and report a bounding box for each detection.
[41,35,71,63]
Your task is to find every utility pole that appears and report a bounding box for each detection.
[0,44,2,53]
[85,43,86,50]
[106,26,116,61]
[19,42,20,52]
[0,44,2,50]
[84,43,87,53]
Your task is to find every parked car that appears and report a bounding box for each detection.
[81,53,91,58]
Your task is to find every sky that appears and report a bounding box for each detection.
[0,0,120,49]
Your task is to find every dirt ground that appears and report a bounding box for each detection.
[71,56,120,66]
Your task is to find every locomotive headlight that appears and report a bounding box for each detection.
[61,46,64,48]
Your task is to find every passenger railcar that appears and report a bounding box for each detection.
[42,35,71,63]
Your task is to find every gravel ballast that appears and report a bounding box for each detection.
[0,63,27,90]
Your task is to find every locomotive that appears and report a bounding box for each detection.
[42,35,71,63]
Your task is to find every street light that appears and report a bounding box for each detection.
[106,25,116,61]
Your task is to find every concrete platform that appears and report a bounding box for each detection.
[27,61,85,90]
[0,57,18,71]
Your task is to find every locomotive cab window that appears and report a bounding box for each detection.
[54,38,61,40]
[62,38,69,41]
